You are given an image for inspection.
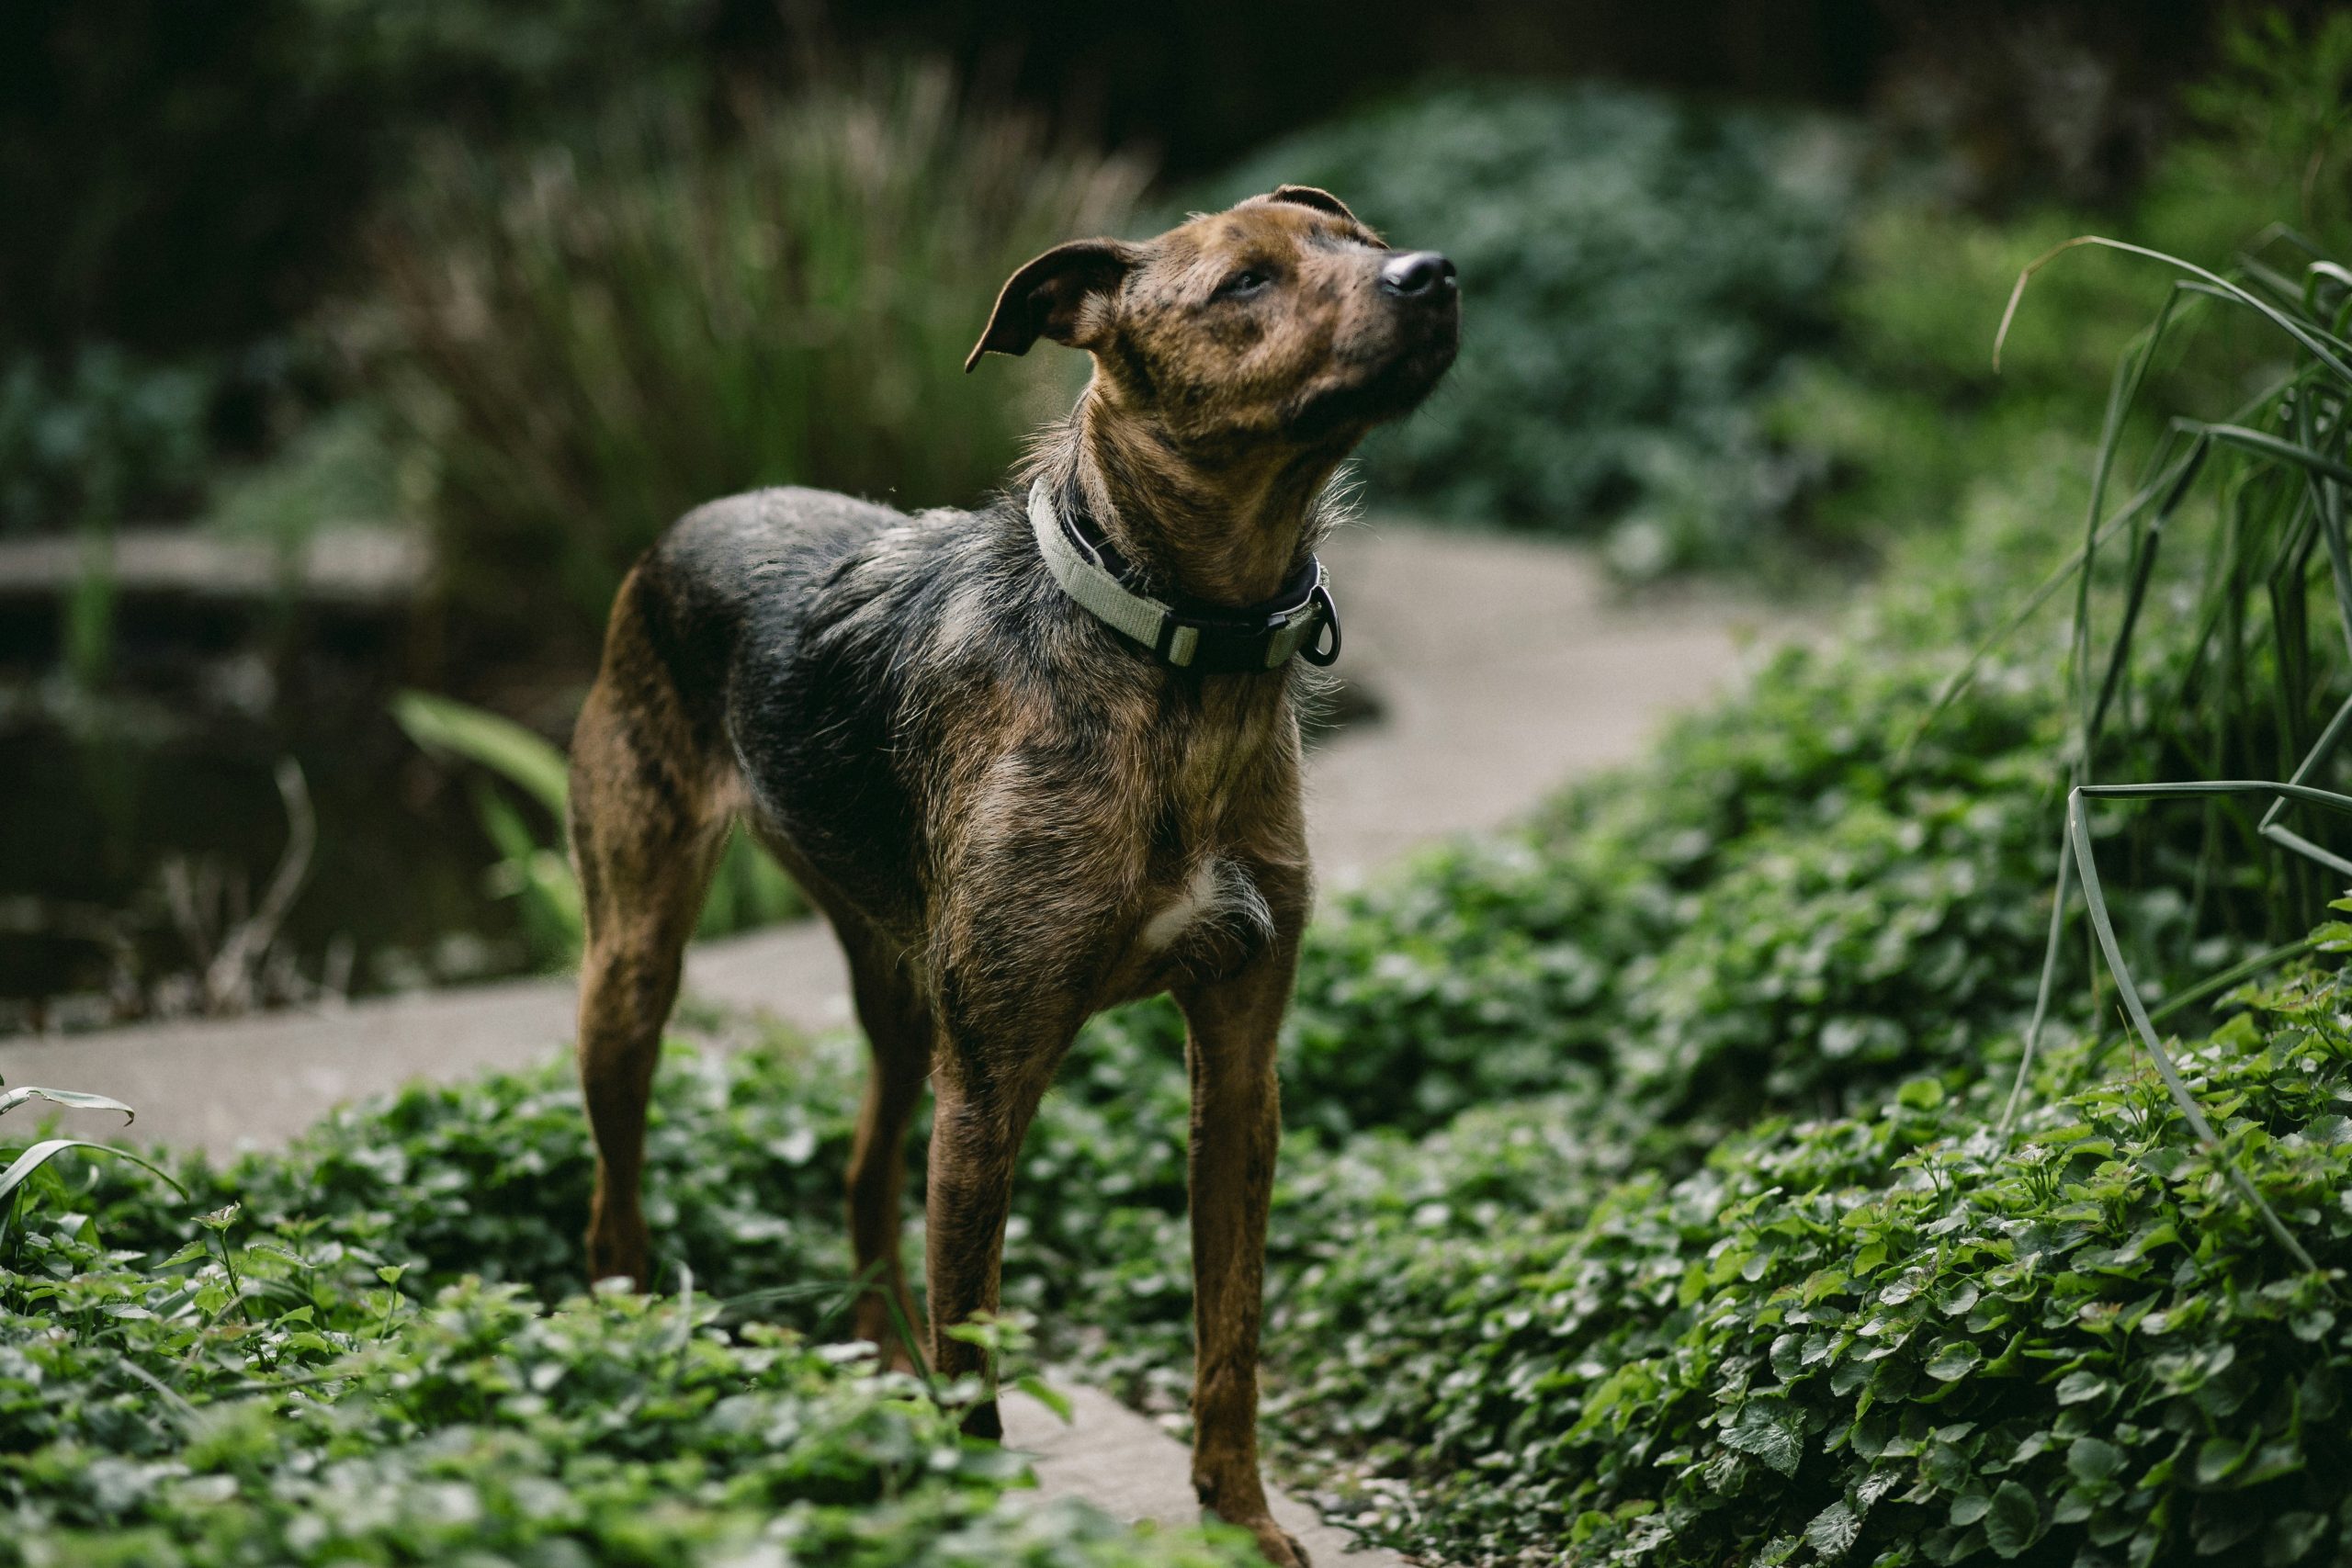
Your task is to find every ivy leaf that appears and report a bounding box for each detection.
[1804,1499,1860,1560]
[1724,1400,1804,1476]
[1984,1482,2041,1560]
[1924,1340,1981,1382]
[2066,1435,2128,1486]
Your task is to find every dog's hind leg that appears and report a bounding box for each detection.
[570,578,729,1289]
[839,927,933,1367]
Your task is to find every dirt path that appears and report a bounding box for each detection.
[1,520,1774,1564]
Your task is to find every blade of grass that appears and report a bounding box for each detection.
[2064,785,2324,1277]
[1997,235,2352,384]
[0,1087,134,1123]
[0,1139,187,1205]
[1998,822,2076,1136]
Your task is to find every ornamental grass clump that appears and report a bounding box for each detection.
[375,62,1145,653]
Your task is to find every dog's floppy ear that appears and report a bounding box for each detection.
[1261,185,1382,243]
[965,239,1137,373]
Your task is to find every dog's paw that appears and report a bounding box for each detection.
[1240,1519,1309,1568]
[1203,1508,1307,1568]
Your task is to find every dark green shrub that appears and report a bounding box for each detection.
[1201,83,1858,553]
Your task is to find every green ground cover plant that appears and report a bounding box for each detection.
[30,912,2351,1566]
[0,1232,1251,1567]
[1,1074,1249,1568]
[1262,953,2352,1567]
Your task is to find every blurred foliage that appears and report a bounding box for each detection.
[1770,6,2352,566]
[1203,83,1860,557]
[0,0,718,362]
[0,349,215,535]
[374,63,1145,650]
[202,400,411,553]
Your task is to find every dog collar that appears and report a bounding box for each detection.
[1027,479,1341,672]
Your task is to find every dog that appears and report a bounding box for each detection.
[568,185,1456,1564]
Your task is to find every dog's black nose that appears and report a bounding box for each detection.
[1379,251,1457,299]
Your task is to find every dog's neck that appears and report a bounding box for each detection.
[1028,386,1349,607]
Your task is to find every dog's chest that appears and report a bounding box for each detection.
[1136,856,1250,955]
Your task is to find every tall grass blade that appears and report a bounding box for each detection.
[0,1139,187,1206]
[0,1087,134,1123]
[2064,784,2328,1276]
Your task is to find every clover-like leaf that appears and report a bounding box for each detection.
[1724,1399,1804,1477]
[1984,1482,2041,1560]
[1924,1339,1981,1381]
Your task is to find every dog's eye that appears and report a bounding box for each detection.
[1215,268,1273,300]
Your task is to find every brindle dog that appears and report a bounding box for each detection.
[569,185,1456,1564]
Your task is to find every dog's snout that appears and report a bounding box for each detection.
[1379,251,1456,300]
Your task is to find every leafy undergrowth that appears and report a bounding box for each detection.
[39,941,2352,1567]
[1263,963,2352,1567]
[2,1185,1252,1567]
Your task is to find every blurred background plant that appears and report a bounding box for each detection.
[1199,84,1862,561]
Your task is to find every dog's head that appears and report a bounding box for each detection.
[967,186,1457,457]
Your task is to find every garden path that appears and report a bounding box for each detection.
[1,519,1774,1563]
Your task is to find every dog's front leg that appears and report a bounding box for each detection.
[923,1043,1061,1438]
[1176,931,1307,1568]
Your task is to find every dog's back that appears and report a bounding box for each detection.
[615,484,904,765]
[605,484,1069,931]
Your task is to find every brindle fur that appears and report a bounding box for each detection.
[570,186,1456,1566]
